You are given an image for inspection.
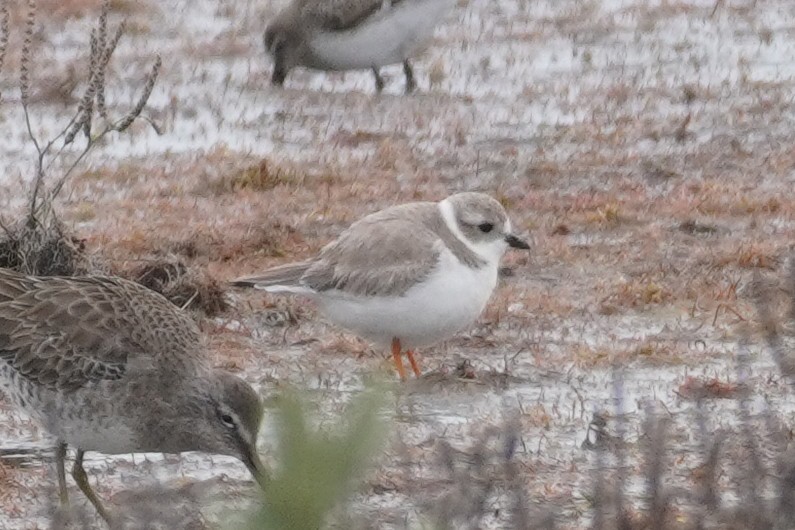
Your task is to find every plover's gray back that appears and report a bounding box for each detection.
[0,268,266,523]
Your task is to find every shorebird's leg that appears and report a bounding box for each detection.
[405,350,422,378]
[403,60,416,93]
[391,337,407,380]
[56,441,69,505]
[72,450,112,524]
[271,49,287,86]
[372,66,385,92]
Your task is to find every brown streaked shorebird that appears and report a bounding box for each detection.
[0,268,267,524]
[233,192,530,380]
[263,0,457,93]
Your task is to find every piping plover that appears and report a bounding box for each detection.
[0,268,266,523]
[233,192,530,379]
[264,0,456,92]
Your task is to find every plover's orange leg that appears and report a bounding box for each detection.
[405,350,422,378]
[391,337,407,380]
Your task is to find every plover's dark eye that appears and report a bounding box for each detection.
[478,222,494,233]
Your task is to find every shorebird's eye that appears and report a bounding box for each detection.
[478,222,494,233]
[220,414,235,428]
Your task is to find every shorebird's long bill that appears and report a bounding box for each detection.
[505,234,530,249]
[244,447,269,490]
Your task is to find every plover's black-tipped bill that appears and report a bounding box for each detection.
[505,234,530,249]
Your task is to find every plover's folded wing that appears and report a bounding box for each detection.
[300,0,389,31]
[0,268,202,391]
[302,216,441,298]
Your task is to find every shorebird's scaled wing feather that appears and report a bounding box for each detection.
[303,215,441,298]
[0,268,201,392]
[299,0,392,31]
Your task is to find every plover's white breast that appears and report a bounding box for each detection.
[308,0,456,70]
[316,243,499,349]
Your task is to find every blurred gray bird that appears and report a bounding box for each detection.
[264,0,456,92]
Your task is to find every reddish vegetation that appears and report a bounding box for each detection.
[676,376,742,401]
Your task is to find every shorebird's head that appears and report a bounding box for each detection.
[263,21,303,86]
[187,371,268,488]
[441,192,530,262]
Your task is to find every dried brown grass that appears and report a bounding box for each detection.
[0,461,27,515]
[115,259,228,317]
[205,157,307,195]
[0,217,90,276]
[38,0,145,19]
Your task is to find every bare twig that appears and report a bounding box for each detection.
[504,425,530,529]
[612,366,631,530]
[86,19,124,134]
[81,27,101,139]
[65,28,101,145]
[20,0,35,107]
[733,337,772,529]
[65,11,125,145]
[702,436,723,510]
[776,446,795,526]
[10,0,161,239]
[95,0,110,120]
[20,0,39,153]
[643,406,669,530]
[754,267,795,381]
[48,142,95,204]
[20,0,47,226]
[0,0,9,84]
[710,0,725,18]
[115,54,161,133]
[589,408,606,530]
[53,50,160,201]
[675,113,691,143]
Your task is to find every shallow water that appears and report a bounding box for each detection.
[1,0,795,527]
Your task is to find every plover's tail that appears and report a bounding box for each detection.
[231,262,314,294]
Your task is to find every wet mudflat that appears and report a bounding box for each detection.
[1,0,794,527]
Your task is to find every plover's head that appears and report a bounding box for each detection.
[180,372,268,488]
[442,192,530,262]
[263,20,303,86]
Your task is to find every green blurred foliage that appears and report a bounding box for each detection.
[246,384,390,530]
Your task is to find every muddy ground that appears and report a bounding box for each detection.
[0,0,795,528]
